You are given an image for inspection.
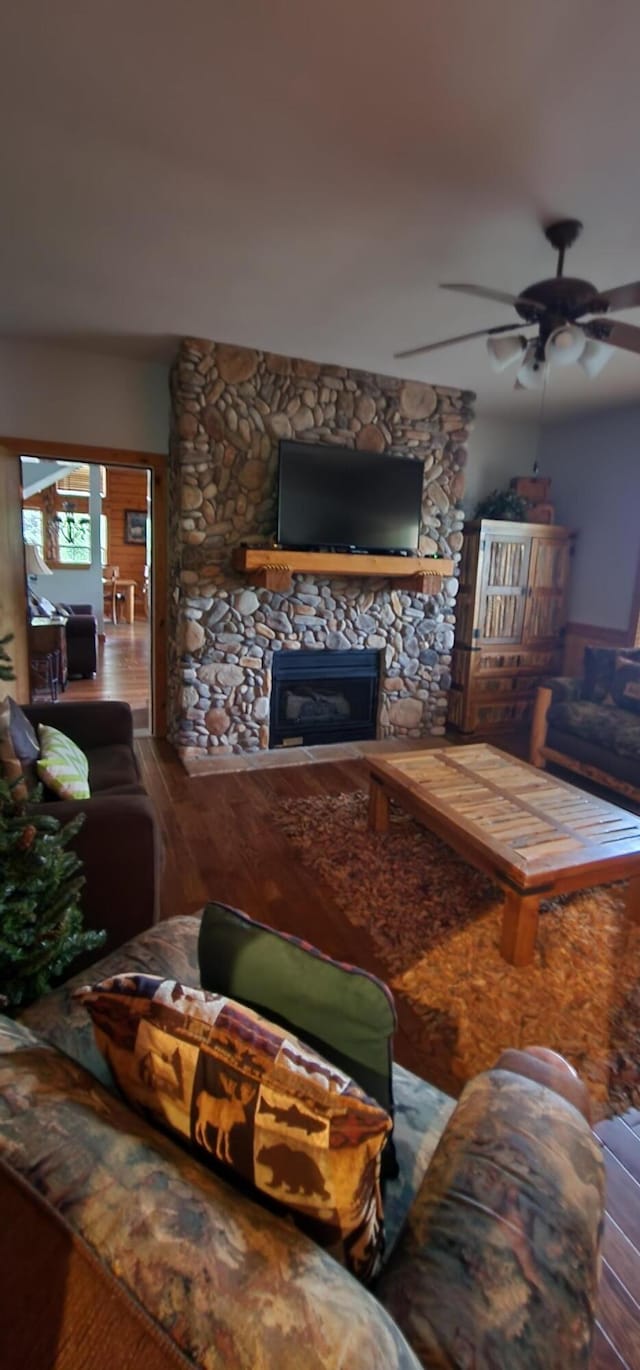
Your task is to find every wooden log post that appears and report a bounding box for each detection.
[530,686,552,768]
[368,778,390,833]
[500,890,541,967]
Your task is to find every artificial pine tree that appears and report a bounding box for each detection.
[0,634,14,682]
[0,633,105,1007]
[0,775,105,1008]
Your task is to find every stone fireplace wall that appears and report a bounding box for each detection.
[169,338,474,759]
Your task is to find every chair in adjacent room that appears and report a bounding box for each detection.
[103,565,126,625]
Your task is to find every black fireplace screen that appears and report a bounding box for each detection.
[270,649,380,748]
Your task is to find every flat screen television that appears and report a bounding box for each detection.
[277,440,423,554]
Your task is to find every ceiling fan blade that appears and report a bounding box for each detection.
[594,281,640,313]
[584,317,640,355]
[440,283,545,314]
[394,322,523,360]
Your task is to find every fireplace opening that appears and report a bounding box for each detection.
[270,649,381,748]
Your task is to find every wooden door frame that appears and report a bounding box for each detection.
[0,435,168,737]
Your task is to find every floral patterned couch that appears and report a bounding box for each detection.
[1,916,605,1369]
[531,645,640,802]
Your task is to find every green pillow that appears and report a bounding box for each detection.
[198,901,399,1178]
[37,723,90,801]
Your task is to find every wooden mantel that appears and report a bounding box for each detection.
[232,547,454,593]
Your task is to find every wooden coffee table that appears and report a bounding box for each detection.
[368,744,640,966]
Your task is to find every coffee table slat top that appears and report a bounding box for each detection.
[369,744,640,889]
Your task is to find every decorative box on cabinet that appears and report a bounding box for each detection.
[448,520,573,735]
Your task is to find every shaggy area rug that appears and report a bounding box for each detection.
[274,790,640,1120]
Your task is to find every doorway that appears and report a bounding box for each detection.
[0,436,167,735]
[21,458,152,731]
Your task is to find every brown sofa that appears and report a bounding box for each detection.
[530,645,640,804]
[62,603,98,679]
[23,700,162,954]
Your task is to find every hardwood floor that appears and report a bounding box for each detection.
[137,737,640,1366]
[64,620,150,727]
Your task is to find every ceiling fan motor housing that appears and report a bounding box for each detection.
[515,277,601,325]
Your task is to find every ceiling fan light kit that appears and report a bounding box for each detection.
[578,338,614,378]
[396,217,640,388]
[486,333,527,372]
[516,342,546,390]
[544,322,586,367]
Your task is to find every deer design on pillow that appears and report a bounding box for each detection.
[194,1072,257,1164]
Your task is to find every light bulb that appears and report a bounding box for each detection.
[545,323,586,367]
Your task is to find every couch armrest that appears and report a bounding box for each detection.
[530,678,582,768]
[376,1059,604,1369]
[27,794,162,955]
[65,615,97,640]
[24,701,134,751]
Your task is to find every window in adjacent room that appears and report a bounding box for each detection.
[22,507,44,554]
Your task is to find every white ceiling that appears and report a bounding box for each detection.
[3,0,640,417]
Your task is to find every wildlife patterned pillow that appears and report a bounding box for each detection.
[74,974,392,1282]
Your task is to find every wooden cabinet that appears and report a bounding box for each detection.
[448,520,573,734]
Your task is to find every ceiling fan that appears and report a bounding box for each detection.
[395,220,640,388]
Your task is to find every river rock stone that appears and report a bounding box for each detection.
[217,344,258,383]
[291,405,314,432]
[239,460,264,491]
[266,413,292,440]
[182,485,203,511]
[265,352,292,376]
[428,480,449,513]
[183,619,205,653]
[399,382,437,419]
[178,413,199,439]
[236,590,259,616]
[389,698,423,728]
[355,394,376,424]
[209,664,244,688]
[205,707,231,736]
[355,423,385,452]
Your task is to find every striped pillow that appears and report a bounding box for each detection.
[37,723,90,800]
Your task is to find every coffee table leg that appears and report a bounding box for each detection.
[500,890,540,967]
[624,876,640,924]
[368,779,390,833]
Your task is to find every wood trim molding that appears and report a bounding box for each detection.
[0,434,166,469]
[2,434,168,738]
[564,621,631,645]
[629,542,640,648]
[0,447,30,701]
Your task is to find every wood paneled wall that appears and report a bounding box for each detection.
[103,466,148,618]
[23,465,149,620]
[0,447,29,701]
[563,623,632,676]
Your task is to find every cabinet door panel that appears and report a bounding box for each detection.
[524,536,571,643]
[479,533,531,644]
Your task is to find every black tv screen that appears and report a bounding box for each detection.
[277,441,423,553]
